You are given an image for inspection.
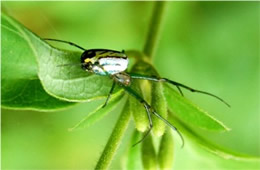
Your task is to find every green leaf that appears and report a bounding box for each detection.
[16,17,119,102]
[1,13,75,111]
[141,135,157,170]
[2,13,122,111]
[164,84,230,131]
[124,130,143,170]
[129,57,229,132]
[158,128,175,170]
[168,112,260,161]
[1,79,75,111]
[69,92,124,131]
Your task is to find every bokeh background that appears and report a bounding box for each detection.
[1,2,259,169]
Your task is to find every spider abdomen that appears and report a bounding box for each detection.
[98,57,128,75]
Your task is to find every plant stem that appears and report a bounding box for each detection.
[95,100,131,170]
[143,1,168,59]
[95,3,168,169]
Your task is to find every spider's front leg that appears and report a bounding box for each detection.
[129,73,230,107]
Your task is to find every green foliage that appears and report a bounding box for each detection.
[69,92,124,131]
[1,2,259,170]
[151,82,167,137]
[129,79,150,132]
[168,112,260,161]
[95,99,131,170]
[131,59,169,137]
[1,13,121,111]
[124,130,143,170]
[1,13,75,111]
[141,135,157,170]
[164,84,229,132]
[158,129,175,169]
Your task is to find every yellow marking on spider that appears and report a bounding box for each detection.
[84,58,92,63]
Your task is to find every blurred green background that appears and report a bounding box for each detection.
[1,2,259,169]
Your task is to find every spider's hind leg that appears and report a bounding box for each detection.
[132,102,153,147]
[121,86,153,146]
[102,81,116,108]
[122,85,184,147]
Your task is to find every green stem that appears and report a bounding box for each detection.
[143,1,168,59]
[95,3,168,169]
[95,100,131,170]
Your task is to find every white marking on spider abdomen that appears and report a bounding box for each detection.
[92,66,106,75]
[98,57,128,75]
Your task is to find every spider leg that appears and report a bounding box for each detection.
[129,73,184,96]
[132,103,153,147]
[151,109,184,148]
[43,38,86,51]
[121,86,153,146]
[129,73,230,107]
[102,81,116,108]
[176,85,184,96]
[122,86,183,147]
